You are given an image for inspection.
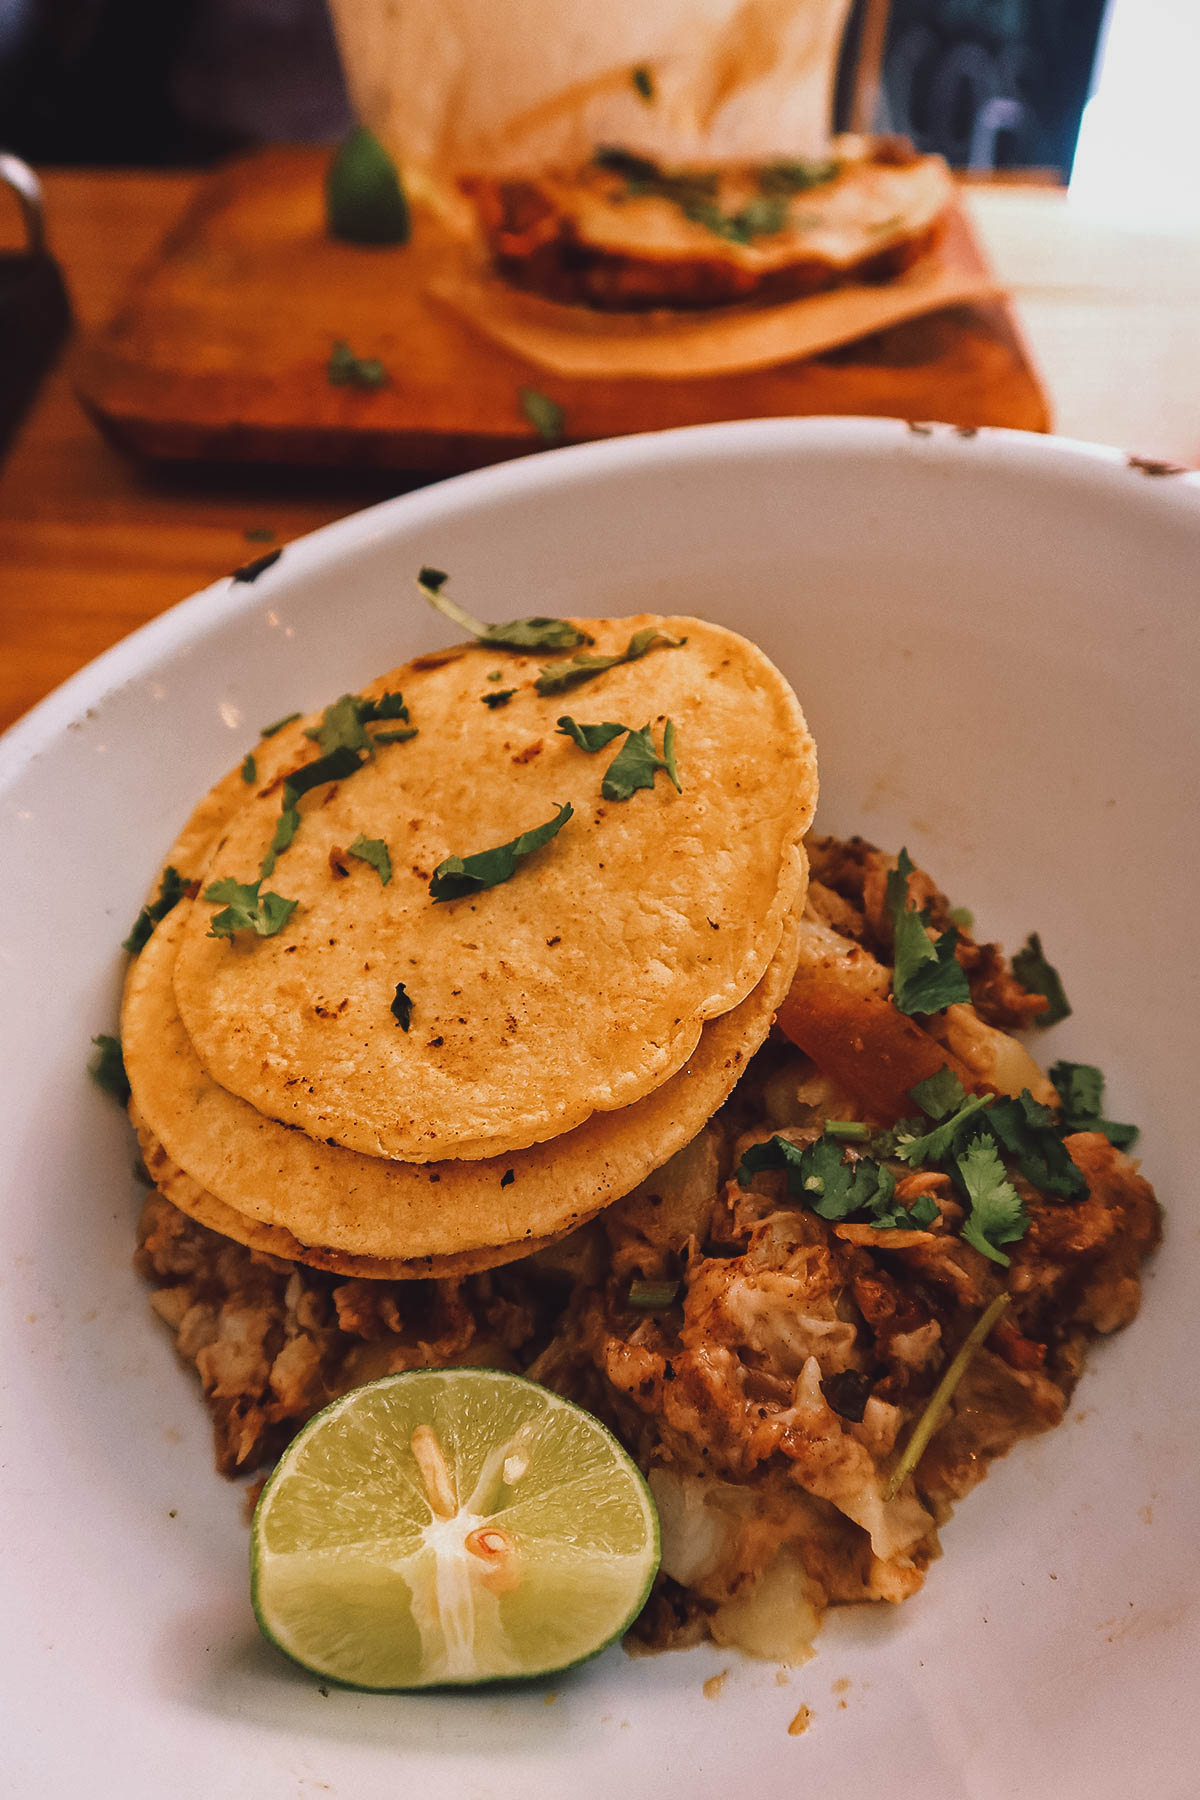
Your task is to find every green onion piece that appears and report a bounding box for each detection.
[627,1279,680,1311]
[824,1120,871,1142]
[883,1293,1010,1501]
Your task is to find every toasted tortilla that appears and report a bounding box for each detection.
[124,899,803,1266]
[171,614,815,1162]
[133,1118,570,1279]
[465,140,954,310]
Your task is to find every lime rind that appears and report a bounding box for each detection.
[251,1368,660,1690]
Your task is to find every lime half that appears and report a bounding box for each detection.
[251,1369,660,1689]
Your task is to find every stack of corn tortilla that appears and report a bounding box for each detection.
[122,612,817,1279]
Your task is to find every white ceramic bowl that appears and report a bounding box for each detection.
[2,418,1196,1799]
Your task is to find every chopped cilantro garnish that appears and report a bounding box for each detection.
[232,548,282,583]
[284,745,364,800]
[736,1132,903,1226]
[481,689,517,709]
[259,803,299,879]
[909,1066,969,1120]
[556,716,628,753]
[757,157,839,196]
[259,744,366,878]
[260,712,300,738]
[326,125,410,245]
[89,1033,130,1105]
[327,340,389,389]
[823,1119,871,1142]
[359,691,409,723]
[892,1092,994,1167]
[305,694,373,755]
[391,983,413,1030]
[373,726,418,744]
[885,848,971,1015]
[519,386,565,444]
[416,567,585,651]
[123,865,190,955]
[872,1189,941,1230]
[534,628,683,696]
[429,802,573,902]
[631,65,654,101]
[955,1134,1030,1266]
[487,670,503,682]
[601,721,681,801]
[628,1278,679,1310]
[685,195,787,243]
[946,905,974,930]
[244,526,275,544]
[204,877,297,940]
[347,835,392,885]
[1048,1061,1138,1150]
[240,751,257,784]
[1012,932,1072,1025]
[983,1090,1088,1198]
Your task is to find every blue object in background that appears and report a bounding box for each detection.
[878,0,1109,174]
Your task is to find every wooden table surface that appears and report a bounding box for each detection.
[3,168,1199,735]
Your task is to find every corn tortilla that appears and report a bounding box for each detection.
[171,615,816,1162]
[123,898,803,1265]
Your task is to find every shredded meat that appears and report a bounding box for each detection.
[133,835,1161,1657]
[808,834,1049,1028]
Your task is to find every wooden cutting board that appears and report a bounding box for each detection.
[76,147,1049,472]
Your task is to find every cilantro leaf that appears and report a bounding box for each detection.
[632,64,654,100]
[1012,932,1072,1026]
[283,745,364,801]
[556,716,628,753]
[909,1066,969,1121]
[601,721,682,801]
[359,691,409,724]
[305,694,373,755]
[1048,1060,1138,1150]
[893,1093,994,1167]
[89,1033,130,1105]
[956,1133,1030,1266]
[534,629,683,696]
[983,1089,1088,1198]
[240,751,257,784]
[519,386,565,444]
[259,744,366,878]
[885,848,971,1016]
[123,865,190,955]
[869,1188,940,1230]
[429,802,573,902]
[232,548,282,583]
[260,712,300,738]
[373,726,418,744]
[259,804,299,878]
[736,1132,899,1225]
[327,340,389,389]
[416,567,585,652]
[391,983,413,1030]
[204,878,298,940]
[757,157,839,196]
[347,835,392,885]
[482,689,517,710]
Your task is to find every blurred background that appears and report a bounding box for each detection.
[0,0,1107,174]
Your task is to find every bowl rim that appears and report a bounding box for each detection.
[3,415,1197,790]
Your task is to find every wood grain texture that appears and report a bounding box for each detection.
[74,147,1049,472]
